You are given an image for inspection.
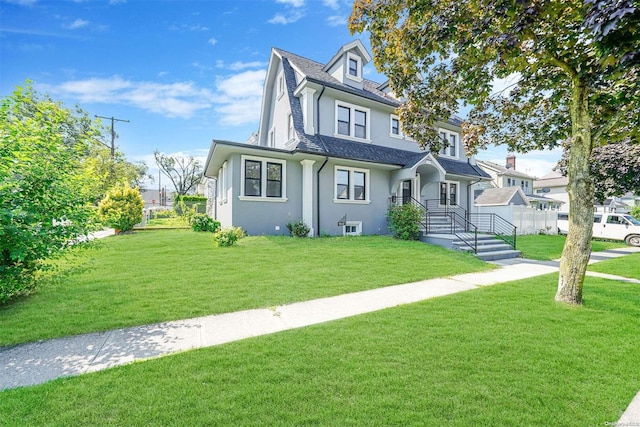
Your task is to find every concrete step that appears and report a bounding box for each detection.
[456,243,514,253]
[475,249,521,261]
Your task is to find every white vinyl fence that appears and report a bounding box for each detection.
[474,205,558,235]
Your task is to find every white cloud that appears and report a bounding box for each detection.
[268,11,304,25]
[170,24,210,32]
[208,37,218,45]
[322,0,339,10]
[64,19,89,30]
[4,0,37,5]
[326,15,347,26]
[276,0,304,7]
[40,77,214,119]
[213,69,266,126]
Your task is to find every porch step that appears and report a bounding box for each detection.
[452,235,521,261]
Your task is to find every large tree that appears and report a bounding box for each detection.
[154,151,203,196]
[350,0,639,304]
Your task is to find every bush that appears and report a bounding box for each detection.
[174,196,207,215]
[286,220,311,237]
[97,184,144,233]
[387,203,423,240]
[151,209,176,219]
[631,206,640,221]
[190,214,220,233]
[213,227,245,247]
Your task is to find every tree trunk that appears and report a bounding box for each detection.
[556,81,594,305]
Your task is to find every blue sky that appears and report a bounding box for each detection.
[1,0,562,187]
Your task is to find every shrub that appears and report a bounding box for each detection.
[97,184,144,233]
[213,227,245,247]
[151,209,176,219]
[174,195,207,215]
[631,206,640,221]
[190,214,220,233]
[387,203,423,240]
[286,220,311,238]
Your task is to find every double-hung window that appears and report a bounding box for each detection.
[241,155,287,201]
[438,129,459,158]
[346,53,362,81]
[390,115,401,137]
[334,166,369,203]
[335,101,370,141]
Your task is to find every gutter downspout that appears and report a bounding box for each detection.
[315,85,328,236]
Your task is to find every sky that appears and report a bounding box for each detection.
[1,0,562,189]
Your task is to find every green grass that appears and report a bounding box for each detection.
[517,234,627,260]
[1,274,638,426]
[136,216,188,228]
[589,252,640,279]
[0,232,491,347]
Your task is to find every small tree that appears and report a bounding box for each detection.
[97,184,144,233]
[387,203,423,240]
[630,206,640,221]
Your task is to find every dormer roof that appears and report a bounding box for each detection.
[322,39,372,72]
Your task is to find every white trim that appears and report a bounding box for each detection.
[345,52,363,83]
[389,114,402,139]
[334,100,371,142]
[287,113,294,142]
[333,165,370,203]
[240,155,287,201]
[277,72,285,100]
[268,127,276,148]
[437,128,460,159]
[439,180,461,206]
[218,161,228,204]
[343,221,362,236]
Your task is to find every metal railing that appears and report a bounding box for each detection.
[389,197,517,252]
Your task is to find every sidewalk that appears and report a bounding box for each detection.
[1,246,639,420]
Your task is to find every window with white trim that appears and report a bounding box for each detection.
[334,166,369,203]
[390,115,401,137]
[335,101,370,141]
[241,155,286,200]
[277,72,284,99]
[268,127,275,147]
[438,129,459,158]
[439,181,459,205]
[343,221,362,236]
[287,113,294,141]
[346,52,362,80]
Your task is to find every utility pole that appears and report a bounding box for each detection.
[95,115,130,158]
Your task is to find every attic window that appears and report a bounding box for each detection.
[346,53,362,81]
[348,58,358,77]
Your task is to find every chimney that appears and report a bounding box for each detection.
[506,155,516,170]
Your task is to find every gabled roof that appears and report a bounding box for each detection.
[476,159,536,180]
[322,39,372,71]
[533,170,568,188]
[475,187,530,206]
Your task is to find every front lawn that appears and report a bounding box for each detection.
[589,252,640,279]
[0,232,491,347]
[1,274,638,425]
[517,234,627,260]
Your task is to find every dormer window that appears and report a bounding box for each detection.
[345,52,362,82]
[348,58,358,77]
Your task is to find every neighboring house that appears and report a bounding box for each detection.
[533,170,569,209]
[474,187,530,207]
[474,156,561,210]
[203,40,490,236]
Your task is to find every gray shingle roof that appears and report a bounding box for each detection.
[275,45,488,179]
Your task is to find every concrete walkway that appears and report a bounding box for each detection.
[1,246,639,422]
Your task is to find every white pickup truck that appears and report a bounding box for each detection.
[557,212,640,246]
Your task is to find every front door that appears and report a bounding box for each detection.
[439,182,458,206]
[402,180,412,204]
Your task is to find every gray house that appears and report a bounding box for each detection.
[204,40,490,237]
